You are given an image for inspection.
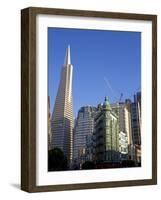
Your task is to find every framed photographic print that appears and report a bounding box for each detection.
[21,7,157,192]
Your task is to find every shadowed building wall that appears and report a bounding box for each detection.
[48,96,52,150]
[131,92,141,146]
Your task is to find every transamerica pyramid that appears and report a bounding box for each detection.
[51,45,74,163]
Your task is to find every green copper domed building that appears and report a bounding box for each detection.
[94,97,120,164]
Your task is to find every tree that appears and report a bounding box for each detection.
[48,148,68,171]
[82,161,95,169]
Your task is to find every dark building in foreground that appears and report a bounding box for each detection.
[131,92,141,146]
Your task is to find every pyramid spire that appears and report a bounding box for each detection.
[51,45,74,162]
[64,45,71,66]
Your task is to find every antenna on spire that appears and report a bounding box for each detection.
[64,45,71,66]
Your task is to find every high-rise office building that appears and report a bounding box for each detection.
[51,45,74,162]
[94,97,119,163]
[73,106,97,167]
[131,92,141,145]
[111,101,133,146]
[111,100,133,160]
[125,99,133,145]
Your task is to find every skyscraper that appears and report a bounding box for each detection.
[111,101,132,146]
[111,100,132,160]
[131,92,141,145]
[51,45,74,163]
[73,106,97,167]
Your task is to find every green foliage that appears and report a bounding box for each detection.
[82,161,95,169]
[48,148,68,171]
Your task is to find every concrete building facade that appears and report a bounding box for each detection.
[111,100,133,160]
[73,106,97,167]
[119,131,128,160]
[111,101,133,146]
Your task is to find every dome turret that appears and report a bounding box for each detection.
[103,96,112,111]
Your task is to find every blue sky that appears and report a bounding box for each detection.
[48,28,141,117]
